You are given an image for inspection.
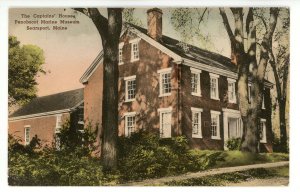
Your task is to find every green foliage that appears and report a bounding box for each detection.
[272,135,289,153]
[117,131,224,181]
[8,122,103,186]
[55,120,97,156]
[9,36,45,106]
[226,138,242,150]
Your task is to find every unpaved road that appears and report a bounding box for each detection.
[226,177,289,186]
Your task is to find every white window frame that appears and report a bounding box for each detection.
[262,89,266,109]
[124,75,136,102]
[124,112,137,137]
[191,107,203,138]
[55,114,62,133]
[209,73,220,100]
[158,68,172,97]
[210,110,221,140]
[118,42,124,65]
[248,83,252,103]
[191,68,202,97]
[130,38,140,62]
[260,119,267,143]
[158,107,172,138]
[24,125,30,145]
[227,78,236,103]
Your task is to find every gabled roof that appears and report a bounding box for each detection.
[9,88,84,119]
[127,23,236,73]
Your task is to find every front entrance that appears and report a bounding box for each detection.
[222,109,242,150]
[228,117,242,139]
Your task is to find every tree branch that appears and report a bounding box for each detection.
[219,8,234,41]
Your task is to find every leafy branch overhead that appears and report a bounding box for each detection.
[8,36,46,107]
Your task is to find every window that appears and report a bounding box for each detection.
[130,39,140,62]
[124,112,136,137]
[158,107,172,138]
[211,110,221,139]
[158,68,172,97]
[24,126,30,145]
[55,114,62,133]
[262,91,266,109]
[191,107,203,138]
[260,119,267,143]
[248,83,252,103]
[209,73,219,100]
[227,78,236,103]
[124,75,136,102]
[118,42,124,65]
[191,68,202,96]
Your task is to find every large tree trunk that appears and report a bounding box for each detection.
[100,9,122,171]
[220,8,279,153]
[279,99,288,152]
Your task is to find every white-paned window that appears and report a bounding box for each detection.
[191,107,203,138]
[158,68,172,97]
[118,42,124,65]
[262,91,266,109]
[248,83,252,103]
[124,112,136,137]
[55,114,62,133]
[158,107,172,138]
[130,39,140,62]
[227,78,236,103]
[24,126,30,145]
[260,119,267,143]
[210,73,219,100]
[191,68,202,96]
[125,75,136,102]
[211,110,221,139]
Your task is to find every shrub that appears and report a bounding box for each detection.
[226,138,241,150]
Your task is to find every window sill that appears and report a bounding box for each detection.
[130,58,139,62]
[192,135,203,139]
[211,136,221,140]
[192,92,202,97]
[260,140,267,144]
[124,99,135,103]
[211,97,220,101]
[159,93,172,97]
[228,100,236,104]
[118,62,124,65]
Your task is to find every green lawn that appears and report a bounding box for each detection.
[166,166,289,186]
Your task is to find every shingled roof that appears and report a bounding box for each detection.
[126,23,237,73]
[10,88,84,118]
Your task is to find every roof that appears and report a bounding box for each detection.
[10,88,84,118]
[80,23,273,87]
[126,23,237,73]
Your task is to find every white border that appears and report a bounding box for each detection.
[1,1,299,192]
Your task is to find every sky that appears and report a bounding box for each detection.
[9,8,231,96]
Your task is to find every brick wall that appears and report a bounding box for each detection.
[8,113,69,147]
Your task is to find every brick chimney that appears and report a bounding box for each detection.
[147,8,163,41]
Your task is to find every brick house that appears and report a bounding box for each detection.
[8,88,84,147]
[81,8,273,152]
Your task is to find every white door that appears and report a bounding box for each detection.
[161,112,171,138]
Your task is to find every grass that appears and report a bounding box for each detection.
[166,166,289,186]
[213,150,289,168]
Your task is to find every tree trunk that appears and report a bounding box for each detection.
[100,9,122,171]
[279,99,288,152]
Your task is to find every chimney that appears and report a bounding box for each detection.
[147,8,163,41]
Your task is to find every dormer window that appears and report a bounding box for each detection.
[119,42,124,65]
[130,38,140,62]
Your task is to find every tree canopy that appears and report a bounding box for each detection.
[8,36,45,107]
